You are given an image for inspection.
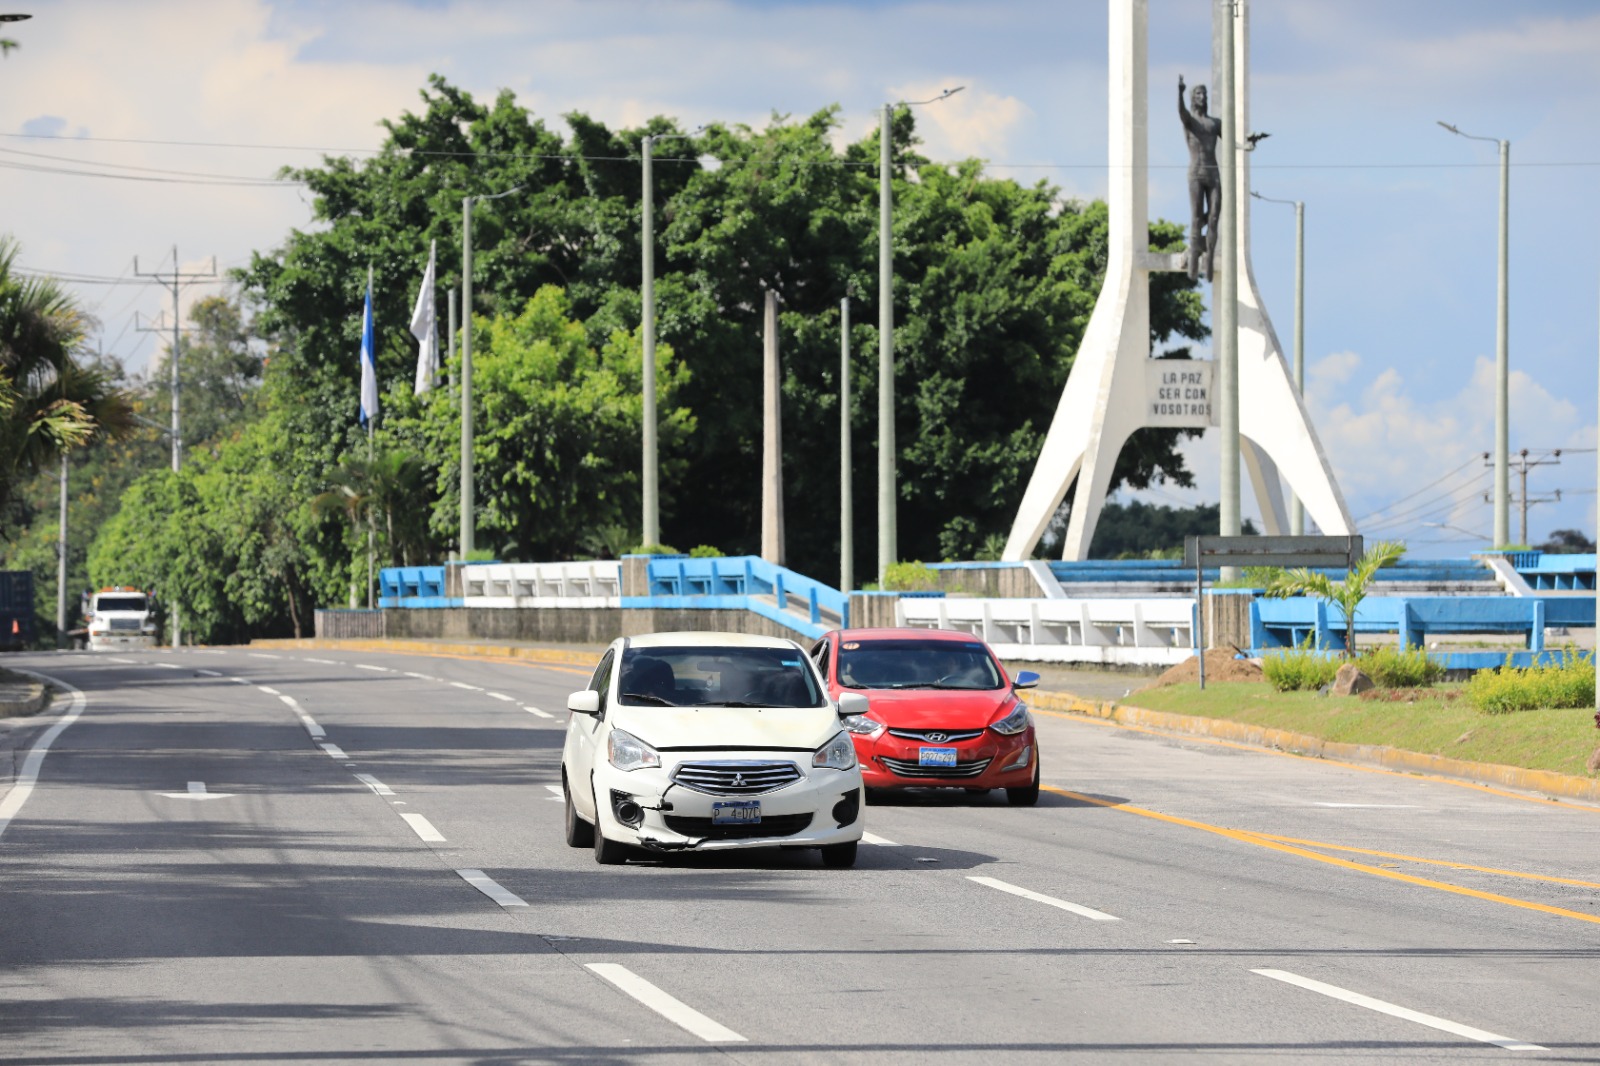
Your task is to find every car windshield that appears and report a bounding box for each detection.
[617,646,824,708]
[837,638,1004,691]
[95,596,146,613]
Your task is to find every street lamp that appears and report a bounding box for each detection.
[1251,190,1306,535]
[459,184,522,559]
[640,129,702,549]
[1439,120,1509,548]
[878,86,963,584]
[1422,520,1490,542]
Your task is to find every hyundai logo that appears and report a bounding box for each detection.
[924,732,948,743]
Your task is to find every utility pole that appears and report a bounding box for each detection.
[134,248,217,645]
[1485,449,1562,545]
[56,452,67,647]
[840,296,853,594]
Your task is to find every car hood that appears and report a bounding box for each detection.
[612,705,842,752]
[846,688,1013,729]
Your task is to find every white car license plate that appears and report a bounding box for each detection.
[918,747,958,768]
[712,801,761,825]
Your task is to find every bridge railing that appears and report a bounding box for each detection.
[625,555,848,639]
[461,561,622,607]
[897,595,1198,666]
[1252,595,1595,653]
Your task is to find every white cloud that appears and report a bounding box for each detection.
[885,80,1032,161]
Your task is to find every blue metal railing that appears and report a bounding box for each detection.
[623,555,849,639]
[378,565,459,608]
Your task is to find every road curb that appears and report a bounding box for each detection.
[0,682,47,720]
[1028,689,1600,804]
[249,636,1600,804]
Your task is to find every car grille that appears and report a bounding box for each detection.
[671,761,802,796]
[880,756,993,779]
[663,813,813,839]
[887,728,985,743]
[107,618,143,632]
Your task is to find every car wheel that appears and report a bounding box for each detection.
[820,841,858,868]
[1006,762,1041,807]
[591,784,631,865]
[563,773,593,848]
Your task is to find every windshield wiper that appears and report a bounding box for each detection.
[620,692,676,706]
[704,700,766,708]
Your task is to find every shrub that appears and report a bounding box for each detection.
[1261,642,1340,692]
[883,561,940,592]
[1363,644,1445,689]
[1467,648,1596,714]
[688,545,725,558]
[627,543,680,556]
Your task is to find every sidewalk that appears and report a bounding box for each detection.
[254,636,1600,806]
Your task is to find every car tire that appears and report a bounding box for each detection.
[591,784,631,865]
[820,841,858,868]
[1006,762,1041,807]
[563,773,593,848]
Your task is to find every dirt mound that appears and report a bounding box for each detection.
[1156,649,1264,686]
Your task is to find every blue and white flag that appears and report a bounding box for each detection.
[410,241,438,395]
[359,267,379,426]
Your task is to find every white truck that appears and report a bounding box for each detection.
[85,587,158,651]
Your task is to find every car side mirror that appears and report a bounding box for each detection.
[837,692,871,719]
[1013,671,1040,690]
[567,690,601,715]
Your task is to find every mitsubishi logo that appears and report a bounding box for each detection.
[924,732,948,743]
[732,773,746,788]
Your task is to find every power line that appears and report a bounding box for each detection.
[1354,454,1481,524]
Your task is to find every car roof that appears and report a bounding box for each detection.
[831,627,990,644]
[626,631,802,651]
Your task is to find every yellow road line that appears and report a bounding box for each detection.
[1042,785,1600,927]
[1243,832,1600,890]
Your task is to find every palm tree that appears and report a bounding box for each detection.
[1264,540,1406,657]
[312,446,432,568]
[0,237,134,517]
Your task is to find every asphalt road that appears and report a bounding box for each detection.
[1,646,1596,1065]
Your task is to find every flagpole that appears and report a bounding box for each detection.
[366,264,376,611]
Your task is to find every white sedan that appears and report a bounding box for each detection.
[561,631,869,867]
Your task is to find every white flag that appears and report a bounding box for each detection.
[359,267,378,426]
[410,240,438,395]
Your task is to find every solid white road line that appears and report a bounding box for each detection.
[457,869,528,908]
[0,674,86,840]
[450,681,483,691]
[401,812,446,842]
[319,742,349,760]
[356,664,390,673]
[1251,969,1545,1052]
[585,964,746,1043]
[862,832,900,847]
[967,876,1120,921]
[354,773,394,796]
[486,691,514,701]
[524,706,555,719]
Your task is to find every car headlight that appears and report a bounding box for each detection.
[841,714,883,737]
[990,702,1031,736]
[607,728,661,772]
[812,731,857,769]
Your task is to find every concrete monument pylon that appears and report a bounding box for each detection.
[1003,0,1352,562]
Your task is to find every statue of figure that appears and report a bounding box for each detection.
[1178,75,1221,283]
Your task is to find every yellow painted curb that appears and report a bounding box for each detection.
[1027,689,1600,804]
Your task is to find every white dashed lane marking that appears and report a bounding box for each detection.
[450,682,483,691]
[306,658,343,665]
[195,668,222,677]
[486,692,515,702]
[862,833,899,847]
[355,773,394,796]
[106,657,134,664]
[1252,969,1545,1052]
[524,706,555,719]
[355,664,391,673]
[401,813,445,843]
[457,869,528,908]
[543,784,563,802]
[248,653,281,660]
[585,964,746,1043]
[319,742,349,760]
[258,686,280,695]
[968,876,1120,921]
[152,662,180,670]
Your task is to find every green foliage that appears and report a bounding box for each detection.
[883,561,939,592]
[1362,644,1446,689]
[145,295,262,455]
[688,545,725,558]
[1264,540,1406,657]
[1538,529,1594,554]
[1466,648,1596,714]
[1261,642,1340,692]
[1064,500,1258,560]
[629,544,679,556]
[973,532,1008,562]
[463,549,496,562]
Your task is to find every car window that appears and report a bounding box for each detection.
[837,638,1003,691]
[589,649,616,713]
[617,645,824,708]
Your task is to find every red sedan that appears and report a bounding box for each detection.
[809,627,1041,805]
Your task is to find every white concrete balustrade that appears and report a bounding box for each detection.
[461,562,622,609]
[897,596,1197,667]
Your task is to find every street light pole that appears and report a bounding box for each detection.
[1251,191,1305,534]
[459,184,522,560]
[1439,120,1510,547]
[878,87,963,584]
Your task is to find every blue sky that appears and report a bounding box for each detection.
[3,0,1596,556]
